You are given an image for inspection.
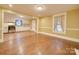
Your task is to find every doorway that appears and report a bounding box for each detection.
[32,19,37,32]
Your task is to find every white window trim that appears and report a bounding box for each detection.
[53,12,67,34]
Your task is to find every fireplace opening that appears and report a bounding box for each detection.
[8,25,16,33]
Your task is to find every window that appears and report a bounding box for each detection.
[15,18,23,26]
[53,13,66,34]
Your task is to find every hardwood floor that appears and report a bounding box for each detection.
[0,31,79,55]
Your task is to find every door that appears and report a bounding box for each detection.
[32,20,36,32]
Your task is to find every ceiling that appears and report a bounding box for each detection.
[0,4,79,17]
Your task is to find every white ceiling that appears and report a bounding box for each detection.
[0,4,79,17]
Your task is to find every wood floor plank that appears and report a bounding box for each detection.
[0,31,79,55]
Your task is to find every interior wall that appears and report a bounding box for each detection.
[0,8,2,42]
[38,8,79,39]
[66,9,79,39]
[15,19,31,32]
[38,17,52,33]
[3,20,32,33]
[3,11,32,33]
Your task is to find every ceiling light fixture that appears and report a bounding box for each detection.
[35,5,45,11]
[20,15,24,18]
[37,6,43,10]
[9,4,13,7]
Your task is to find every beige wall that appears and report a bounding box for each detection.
[0,8,2,42]
[38,17,52,33]
[3,10,33,33]
[38,9,79,39]
[66,9,79,39]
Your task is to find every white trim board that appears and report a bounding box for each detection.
[37,32,79,43]
[30,29,37,32]
[67,28,79,31]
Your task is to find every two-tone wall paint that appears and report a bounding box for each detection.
[38,9,79,40]
[66,9,79,39]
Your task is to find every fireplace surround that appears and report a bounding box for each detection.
[8,25,16,33]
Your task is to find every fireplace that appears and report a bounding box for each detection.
[8,25,16,33]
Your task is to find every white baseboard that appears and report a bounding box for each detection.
[30,29,37,32]
[38,32,79,43]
